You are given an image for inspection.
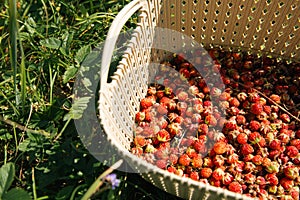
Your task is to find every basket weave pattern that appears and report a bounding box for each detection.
[99,0,299,199]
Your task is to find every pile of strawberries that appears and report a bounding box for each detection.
[130,48,300,199]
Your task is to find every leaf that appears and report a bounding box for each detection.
[0,163,15,196]
[0,133,13,141]
[40,38,62,49]
[2,188,31,200]
[63,65,78,84]
[63,97,91,121]
[55,185,74,200]
[18,139,30,152]
[75,45,91,65]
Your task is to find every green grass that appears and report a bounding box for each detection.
[0,0,181,199]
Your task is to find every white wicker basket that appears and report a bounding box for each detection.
[98,0,299,199]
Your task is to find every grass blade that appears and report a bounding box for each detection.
[8,0,18,107]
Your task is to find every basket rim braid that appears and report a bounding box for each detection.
[99,0,299,199]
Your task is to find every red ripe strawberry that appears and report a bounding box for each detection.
[190,171,200,181]
[229,97,240,107]
[228,181,243,193]
[131,147,143,156]
[236,115,246,125]
[157,116,168,129]
[237,133,248,144]
[283,165,299,180]
[244,173,256,184]
[191,113,202,123]
[156,104,168,115]
[167,165,177,173]
[227,153,239,164]
[222,172,234,185]
[157,129,171,142]
[280,177,294,191]
[140,97,154,109]
[249,120,261,131]
[203,157,214,168]
[290,187,300,200]
[135,111,145,122]
[198,123,209,135]
[147,86,156,95]
[213,141,228,154]
[168,122,182,136]
[250,103,263,115]
[280,113,290,123]
[205,115,217,126]
[144,110,152,122]
[156,90,165,99]
[156,159,167,169]
[248,92,260,103]
[200,167,212,178]
[134,136,147,147]
[256,176,267,188]
[269,139,281,150]
[252,155,263,165]
[159,97,171,107]
[177,91,189,101]
[241,143,254,155]
[179,154,191,166]
[212,167,225,181]
[270,94,281,104]
[265,173,279,185]
[219,92,231,101]
[191,154,203,168]
[169,153,178,165]
[290,139,300,150]
[263,105,271,114]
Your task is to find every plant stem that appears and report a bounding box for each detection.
[0,115,51,137]
[32,167,37,200]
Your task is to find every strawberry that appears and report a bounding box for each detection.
[198,123,209,135]
[212,167,225,181]
[237,92,248,102]
[237,133,248,144]
[177,91,189,101]
[280,113,290,123]
[236,115,246,125]
[219,92,231,101]
[228,181,243,193]
[169,153,178,165]
[168,122,182,136]
[241,143,254,155]
[178,154,191,166]
[250,103,263,115]
[140,97,154,109]
[134,135,147,147]
[156,159,167,169]
[280,177,294,191]
[157,129,171,142]
[269,94,281,104]
[229,97,240,107]
[205,114,217,126]
[191,154,203,168]
[290,139,300,150]
[135,111,145,122]
[283,165,299,180]
[265,173,278,185]
[249,120,261,131]
[222,172,234,185]
[213,141,228,154]
[190,171,200,181]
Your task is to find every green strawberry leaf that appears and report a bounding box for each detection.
[0,163,15,196]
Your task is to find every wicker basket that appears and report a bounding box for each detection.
[98,0,299,199]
